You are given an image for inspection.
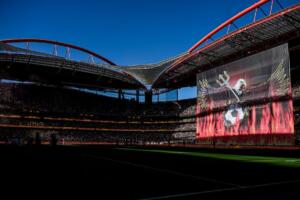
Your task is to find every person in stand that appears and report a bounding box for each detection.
[35,132,41,146]
[50,134,57,147]
[27,136,34,146]
[213,138,216,149]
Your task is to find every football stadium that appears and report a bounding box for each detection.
[1,0,300,199]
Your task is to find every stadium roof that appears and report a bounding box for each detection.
[1,0,300,90]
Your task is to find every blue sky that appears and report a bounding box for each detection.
[1,0,298,100]
[1,0,298,66]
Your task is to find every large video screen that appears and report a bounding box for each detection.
[196,44,294,145]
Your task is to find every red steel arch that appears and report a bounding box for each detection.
[153,0,281,86]
[188,0,270,53]
[0,38,116,65]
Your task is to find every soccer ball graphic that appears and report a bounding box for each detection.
[224,105,245,127]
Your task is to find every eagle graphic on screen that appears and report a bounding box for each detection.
[198,59,288,127]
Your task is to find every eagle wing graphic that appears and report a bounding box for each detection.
[198,78,210,110]
[267,59,290,96]
[198,78,224,110]
[198,59,289,109]
[245,59,290,97]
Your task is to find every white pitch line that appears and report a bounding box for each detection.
[139,179,300,200]
[139,187,239,200]
[81,153,242,188]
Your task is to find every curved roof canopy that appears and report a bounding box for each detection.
[1,0,300,90]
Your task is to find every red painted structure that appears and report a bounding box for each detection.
[153,0,299,87]
[188,0,270,53]
[0,0,298,90]
[0,38,116,65]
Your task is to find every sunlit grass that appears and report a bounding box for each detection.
[116,148,300,168]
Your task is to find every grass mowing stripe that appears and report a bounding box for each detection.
[116,148,300,168]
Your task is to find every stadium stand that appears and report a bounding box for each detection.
[0,82,196,145]
[1,0,300,147]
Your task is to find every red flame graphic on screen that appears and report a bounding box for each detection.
[196,95,294,145]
